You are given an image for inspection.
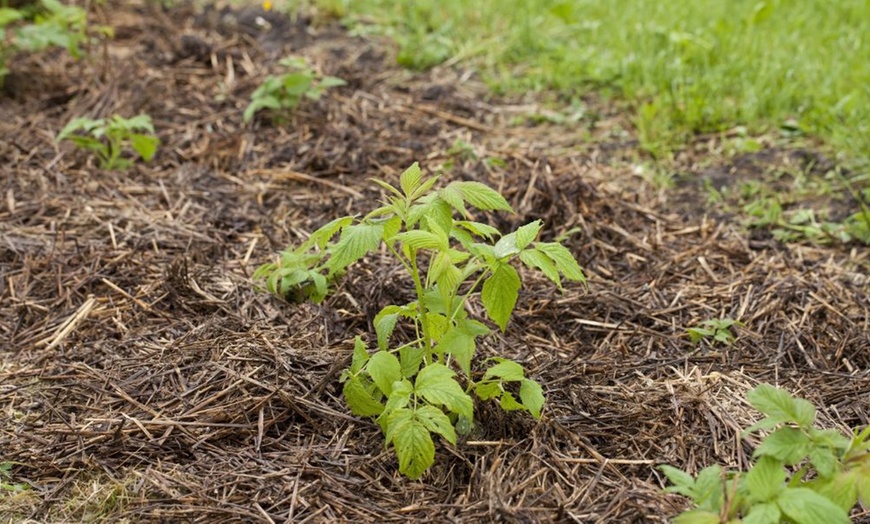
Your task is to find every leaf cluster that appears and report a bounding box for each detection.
[255,163,585,478]
[57,114,160,170]
[0,0,106,86]
[243,56,347,123]
[660,384,870,524]
[687,318,741,346]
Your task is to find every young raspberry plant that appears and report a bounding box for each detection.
[254,163,586,478]
[57,114,160,170]
[660,384,870,524]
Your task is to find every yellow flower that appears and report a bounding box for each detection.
[263,0,272,10]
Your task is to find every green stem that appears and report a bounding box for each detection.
[408,248,433,362]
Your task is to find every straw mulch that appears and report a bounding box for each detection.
[1,1,868,522]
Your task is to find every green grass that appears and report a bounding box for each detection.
[307,0,870,161]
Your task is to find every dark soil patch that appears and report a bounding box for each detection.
[1,1,868,522]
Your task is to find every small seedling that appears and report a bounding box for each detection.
[687,318,740,346]
[255,163,586,478]
[660,384,870,524]
[0,462,27,494]
[244,56,346,123]
[57,114,160,170]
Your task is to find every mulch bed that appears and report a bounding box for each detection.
[1,1,868,522]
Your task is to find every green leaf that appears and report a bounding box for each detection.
[745,456,786,502]
[437,325,476,376]
[438,184,467,216]
[693,465,727,511]
[672,510,722,524]
[394,230,444,250]
[0,8,23,27]
[809,470,859,511]
[414,363,473,420]
[349,336,369,374]
[519,249,562,290]
[319,76,347,88]
[754,427,813,465]
[519,378,545,419]
[494,232,520,259]
[455,220,501,240]
[367,351,402,396]
[481,262,520,331]
[747,384,816,428]
[659,465,696,493]
[325,222,384,275]
[129,133,159,162]
[343,375,384,416]
[535,242,586,283]
[450,181,513,212]
[409,175,440,201]
[475,381,502,401]
[776,487,851,524]
[415,405,457,445]
[301,216,354,251]
[515,220,543,250]
[374,305,402,350]
[399,162,422,197]
[742,502,782,524]
[499,391,525,411]
[389,412,435,479]
[808,447,838,479]
[383,379,413,413]
[483,359,525,381]
[399,345,425,378]
[57,117,103,142]
[858,471,870,507]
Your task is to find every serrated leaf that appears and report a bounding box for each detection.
[754,427,813,465]
[519,378,545,418]
[693,465,727,511]
[481,262,520,331]
[450,181,513,212]
[519,249,562,290]
[399,345,426,378]
[456,221,501,240]
[300,216,354,250]
[499,391,525,411]
[414,363,473,420]
[857,471,870,506]
[409,175,440,201]
[747,384,816,428]
[673,510,722,524]
[395,230,444,250]
[475,381,502,401]
[383,379,413,413]
[809,470,859,511]
[349,336,369,374]
[400,162,423,197]
[343,375,384,416]
[374,305,402,350]
[391,415,435,479]
[535,242,585,283]
[746,456,786,502]
[438,184,467,216]
[515,220,543,250]
[483,359,525,381]
[777,487,851,524]
[659,465,696,491]
[129,133,159,162]
[370,178,404,198]
[415,405,456,445]
[408,196,453,234]
[426,313,449,343]
[367,351,402,396]
[742,502,781,524]
[808,447,838,479]
[325,222,384,275]
[494,232,521,259]
[810,428,851,450]
[436,327,474,375]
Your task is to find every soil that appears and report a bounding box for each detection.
[1,1,868,522]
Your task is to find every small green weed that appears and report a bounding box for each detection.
[661,384,870,524]
[255,163,585,478]
[244,56,346,123]
[57,114,160,170]
[0,462,27,494]
[0,0,103,87]
[687,318,740,346]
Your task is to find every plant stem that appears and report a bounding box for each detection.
[408,248,433,363]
